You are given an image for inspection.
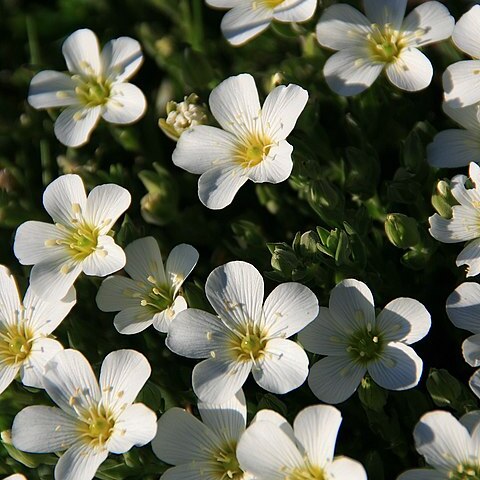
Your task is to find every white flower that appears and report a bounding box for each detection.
[172,73,308,210]
[3,475,27,480]
[14,174,130,301]
[237,405,367,480]
[444,5,480,110]
[166,260,319,403]
[0,266,75,394]
[429,162,480,277]
[446,281,480,398]
[152,389,253,480]
[206,0,317,46]
[316,0,454,96]
[397,410,480,480]
[96,237,199,334]
[28,28,146,147]
[427,102,480,168]
[298,278,431,404]
[11,349,157,480]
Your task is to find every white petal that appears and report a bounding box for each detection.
[21,338,64,389]
[401,2,454,48]
[364,0,407,30]
[220,5,272,46]
[273,0,316,22]
[54,443,108,480]
[113,306,154,334]
[443,61,480,109]
[298,307,350,356]
[385,48,432,92]
[172,125,238,175]
[376,298,431,345]
[443,102,480,132]
[205,261,264,330]
[123,236,166,283]
[160,463,220,480]
[209,74,261,136]
[165,244,199,294]
[166,308,231,358]
[446,282,480,333]
[462,334,480,367]
[316,4,372,50]
[0,363,20,396]
[253,338,309,394]
[237,420,303,479]
[102,83,146,124]
[11,405,79,452]
[193,357,252,403]
[457,238,480,277]
[262,282,318,338]
[99,349,151,417]
[198,389,246,444]
[151,407,220,464]
[101,36,143,82]
[429,209,480,243]
[323,47,383,96]
[62,29,101,76]
[469,369,480,399]
[152,295,188,333]
[251,409,296,444]
[246,140,293,184]
[43,349,101,416]
[206,0,243,6]
[28,70,78,109]
[293,405,342,466]
[427,130,480,168]
[308,355,366,404]
[452,5,480,58]
[85,183,131,233]
[460,410,480,434]
[0,266,21,328]
[261,83,308,141]
[413,410,473,470]
[108,403,157,454]
[329,279,376,334]
[4,475,28,480]
[81,236,126,277]
[368,342,423,390]
[326,456,368,480]
[397,469,446,480]
[96,276,144,312]
[54,105,101,147]
[43,174,87,226]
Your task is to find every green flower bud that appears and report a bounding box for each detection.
[426,368,462,408]
[358,375,388,412]
[432,179,459,219]
[384,213,420,249]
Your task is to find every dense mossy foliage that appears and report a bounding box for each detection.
[0,0,478,479]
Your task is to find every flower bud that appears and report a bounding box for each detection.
[384,213,420,249]
[431,179,459,219]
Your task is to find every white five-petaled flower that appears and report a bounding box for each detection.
[444,5,480,111]
[237,405,367,480]
[429,162,480,277]
[11,349,157,480]
[152,390,253,480]
[316,0,454,96]
[205,0,317,46]
[397,410,480,480]
[14,174,131,301]
[172,73,309,210]
[0,266,75,394]
[298,278,431,404]
[28,28,146,147]
[96,237,199,334]
[166,260,319,403]
[446,281,480,399]
[427,102,480,168]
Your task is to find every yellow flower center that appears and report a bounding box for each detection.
[367,23,406,63]
[80,406,115,447]
[73,74,112,107]
[286,464,327,480]
[126,275,175,313]
[0,323,33,365]
[260,0,284,8]
[229,324,267,362]
[234,133,273,169]
[449,464,480,480]
[214,442,244,480]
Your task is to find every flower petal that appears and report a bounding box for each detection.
[0,363,20,396]
[101,37,143,82]
[364,0,407,30]
[462,334,480,367]
[54,443,108,480]
[469,369,480,400]
[376,298,431,345]
[205,261,264,330]
[113,306,154,335]
[28,70,78,109]
[460,410,480,434]
[246,140,293,184]
[293,405,342,466]
[160,463,220,480]
[325,456,368,480]
[251,409,296,444]
[11,405,79,453]
[165,243,199,294]
[397,469,447,480]
[446,282,480,333]
[54,105,101,147]
[308,355,366,404]
[253,338,309,394]
[401,1,454,48]
[96,276,144,312]
[152,295,188,333]
[427,129,480,168]
[108,403,157,454]
[62,29,101,76]
[99,349,151,417]
[443,61,480,109]
[443,102,480,132]
[123,236,166,283]
[316,4,372,50]
[323,47,383,96]
[273,0,316,22]
[452,5,480,58]
[102,83,146,124]
[81,236,126,277]
[385,48,432,92]
[262,282,318,338]
[457,238,480,277]
[0,266,21,328]
[368,342,423,390]
[429,209,480,244]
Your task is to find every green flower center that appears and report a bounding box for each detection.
[449,464,480,480]
[347,321,384,365]
[235,134,273,169]
[0,323,33,365]
[262,0,284,8]
[124,274,175,314]
[215,442,244,480]
[73,74,112,107]
[286,464,326,480]
[81,406,115,447]
[367,23,406,63]
[228,324,267,362]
